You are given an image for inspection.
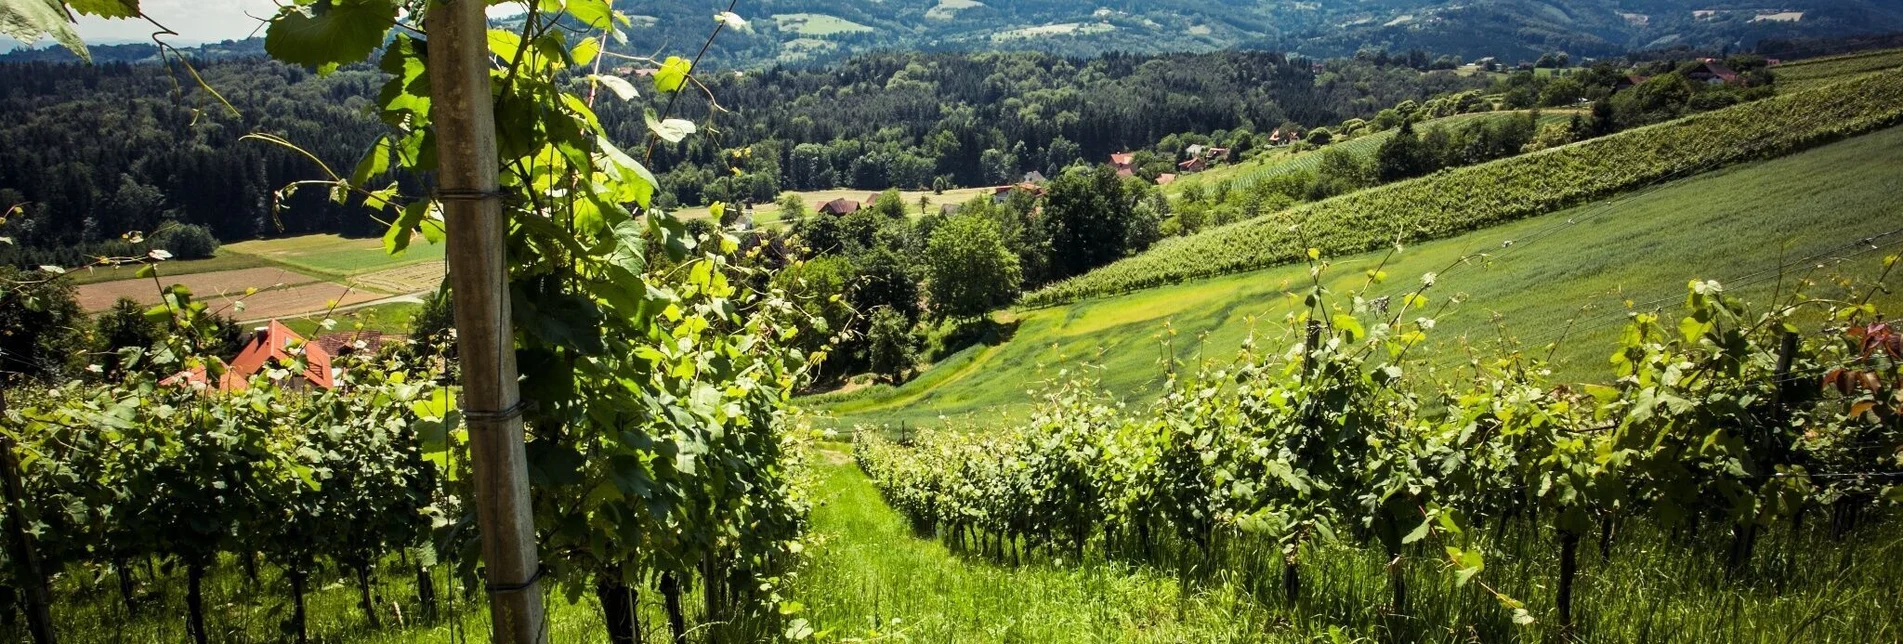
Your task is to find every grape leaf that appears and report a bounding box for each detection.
[69,0,138,18]
[646,113,696,143]
[591,73,638,101]
[1,0,89,63]
[265,0,396,71]
[654,55,690,93]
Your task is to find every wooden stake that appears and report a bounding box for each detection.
[0,422,58,644]
[425,2,547,641]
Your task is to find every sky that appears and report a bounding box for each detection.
[64,0,528,45]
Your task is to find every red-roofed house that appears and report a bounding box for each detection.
[230,320,336,391]
[1110,152,1137,176]
[1178,157,1207,172]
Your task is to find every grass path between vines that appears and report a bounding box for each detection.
[794,447,1279,643]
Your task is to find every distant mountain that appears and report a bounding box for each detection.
[7,1,1901,67]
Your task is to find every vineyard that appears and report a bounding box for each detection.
[1025,68,1903,307]
[1773,48,1903,93]
[857,260,1903,641]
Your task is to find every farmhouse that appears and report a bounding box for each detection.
[818,198,862,215]
[1021,170,1048,184]
[1110,152,1136,177]
[1177,157,1207,172]
[1612,74,1651,92]
[1688,60,1741,84]
[161,320,337,392]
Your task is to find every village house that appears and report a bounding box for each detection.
[162,320,337,392]
[817,198,861,215]
[1687,60,1741,84]
[1268,128,1303,146]
[1110,152,1136,178]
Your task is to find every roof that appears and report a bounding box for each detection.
[1690,61,1740,82]
[1115,168,1135,178]
[160,358,248,392]
[1155,173,1177,185]
[818,198,861,215]
[230,320,334,389]
[1178,157,1206,170]
[316,330,397,357]
[1022,171,1048,184]
[1110,153,1135,167]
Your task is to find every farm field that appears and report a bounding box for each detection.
[674,186,995,225]
[813,123,1903,429]
[72,265,390,322]
[64,249,270,285]
[278,301,425,337]
[772,13,873,36]
[222,233,445,279]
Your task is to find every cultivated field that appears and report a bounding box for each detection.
[814,123,1903,429]
[1774,47,1903,93]
[222,233,445,278]
[75,266,385,320]
[772,13,873,36]
[348,261,446,294]
[64,250,270,285]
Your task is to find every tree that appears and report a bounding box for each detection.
[863,307,916,382]
[849,248,921,325]
[1043,164,1139,280]
[871,189,908,220]
[93,296,160,378]
[1375,120,1428,183]
[0,267,86,384]
[149,223,219,260]
[925,214,1020,321]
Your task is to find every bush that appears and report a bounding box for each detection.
[150,223,219,259]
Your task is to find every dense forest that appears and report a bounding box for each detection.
[0,60,386,267]
[0,48,1479,265]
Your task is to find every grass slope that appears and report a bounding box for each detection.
[1028,68,1903,306]
[814,124,1903,429]
[1774,47,1903,93]
[795,449,1273,642]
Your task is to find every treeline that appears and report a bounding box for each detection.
[0,59,389,267]
[612,50,1485,206]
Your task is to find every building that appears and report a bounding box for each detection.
[817,198,861,216]
[1021,171,1048,185]
[1687,61,1740,84]
[1155,173,1178,186]
[1177,157,1207,172]
[1612,74,1651,92]
[1109,152,1136,177]
[163,320,336,392]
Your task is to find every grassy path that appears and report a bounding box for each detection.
[794,449,1275,643]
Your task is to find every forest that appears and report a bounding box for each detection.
[0,48,1479,267]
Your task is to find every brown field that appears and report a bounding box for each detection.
[75,267,382,320]
[349,261,447,294]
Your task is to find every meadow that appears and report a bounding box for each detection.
[813,123,1903,429]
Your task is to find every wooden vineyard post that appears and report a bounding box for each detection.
[0,399,58,644]
[425,1,548,641]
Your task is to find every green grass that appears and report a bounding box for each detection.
[811,124,1903,429]
[793,448,1277,642]
[772,13,874,36]
[223,234,445,280]
[65,249,271,285]
[278,302,424,338]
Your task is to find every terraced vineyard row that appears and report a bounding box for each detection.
[1773,48,1903,93]
[1026,69,1903,307]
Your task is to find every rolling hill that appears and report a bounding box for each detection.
[811,105,1903,430]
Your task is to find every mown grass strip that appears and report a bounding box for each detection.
[1025,68,1903,307]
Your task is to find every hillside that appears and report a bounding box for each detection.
[13,2,1903,68]
[1026,67,1903,306]
[812,121,1903,429]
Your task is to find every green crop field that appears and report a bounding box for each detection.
[223,233,446,279]
[812,123,1903,430]
[278,301,424,338]
[1774,48,1903,93]
[64,249,271,285]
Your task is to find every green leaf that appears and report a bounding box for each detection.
[563,0,612,29]
[68,0,139,19]
[352,136,393,185]
[0,0,88,63]
[654,55,690,93]
[264,0,397,71]
[1331,313,1365,344]
[384,200,427,255]
[1401,518,1432,544]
